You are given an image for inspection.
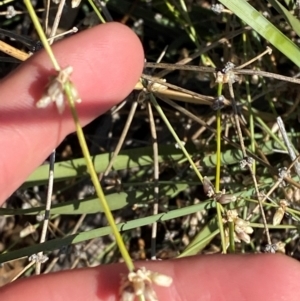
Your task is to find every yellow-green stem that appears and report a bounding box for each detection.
[87,0,106,23]
[24,0,134,272]
[215,83,226,254]
[65,83,134,271]
[24,0,60,71]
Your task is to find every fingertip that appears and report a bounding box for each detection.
[17,22,145,123]
[0,22,144,202]
[170,254,300,301]
[75,22,145,102]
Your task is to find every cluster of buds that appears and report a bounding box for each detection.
[224,210,254,245]
[203,177,236,205]
[120,267,173,301]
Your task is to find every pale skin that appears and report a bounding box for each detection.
[0,22,300,301]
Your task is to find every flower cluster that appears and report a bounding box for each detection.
[36,66,81,114]
[120,267,173,301]
[224,210,254,245]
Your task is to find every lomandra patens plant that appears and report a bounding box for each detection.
[23,0,172,300]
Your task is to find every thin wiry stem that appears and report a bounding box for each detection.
[147,101,159,259]
[87,0,106,23]
[11,261,35,282]
[35,149,55,274]
[65,82,135,271]
[227,80,247,158]
[102,100,138,178]
[44,0,50,34]
[150,26,251,79]
[235,47,271,69]
[228,72,271,244]
[227,77,271,244]
[141,74,221,105]
[94,0,113,21]
[215,83,226,253]
[277,117,300,179]
[24,0,135,273]
[149,93,204,183]
[24,0,60,70]
[145,62,300,85]
[159,96,261,164]
[48,0,66,45]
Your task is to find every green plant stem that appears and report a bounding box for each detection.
[215,84,222,192]
[215,109,221,188]
[178,0,201,48]
[24,0,134,272]
[65,83,134,272]
[215,83,226,254]
[23,0,60,71]
[87,0,106,23]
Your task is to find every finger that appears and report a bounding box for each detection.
[0,22,144,203]
[1,254,299,300]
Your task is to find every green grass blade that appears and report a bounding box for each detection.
[24,140,278,187]
[219,0,300,66]
[0,200,213,263]
[24,144,197,185]
[0,183,189,215]
[178,217,219,257]
[267,0,300,37]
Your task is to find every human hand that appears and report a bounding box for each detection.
[0,22,300,301]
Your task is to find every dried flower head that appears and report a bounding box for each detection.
[146,78,168,92]
[36,66,81,114]
[215,192,236,204]
[120,267,173,301]
[226,209,239,222]
[235,229,251,244]
[225,210,253,245]
[273,207,285,226]
[273,200,288,226]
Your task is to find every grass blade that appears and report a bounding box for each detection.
[219,0,300,66]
